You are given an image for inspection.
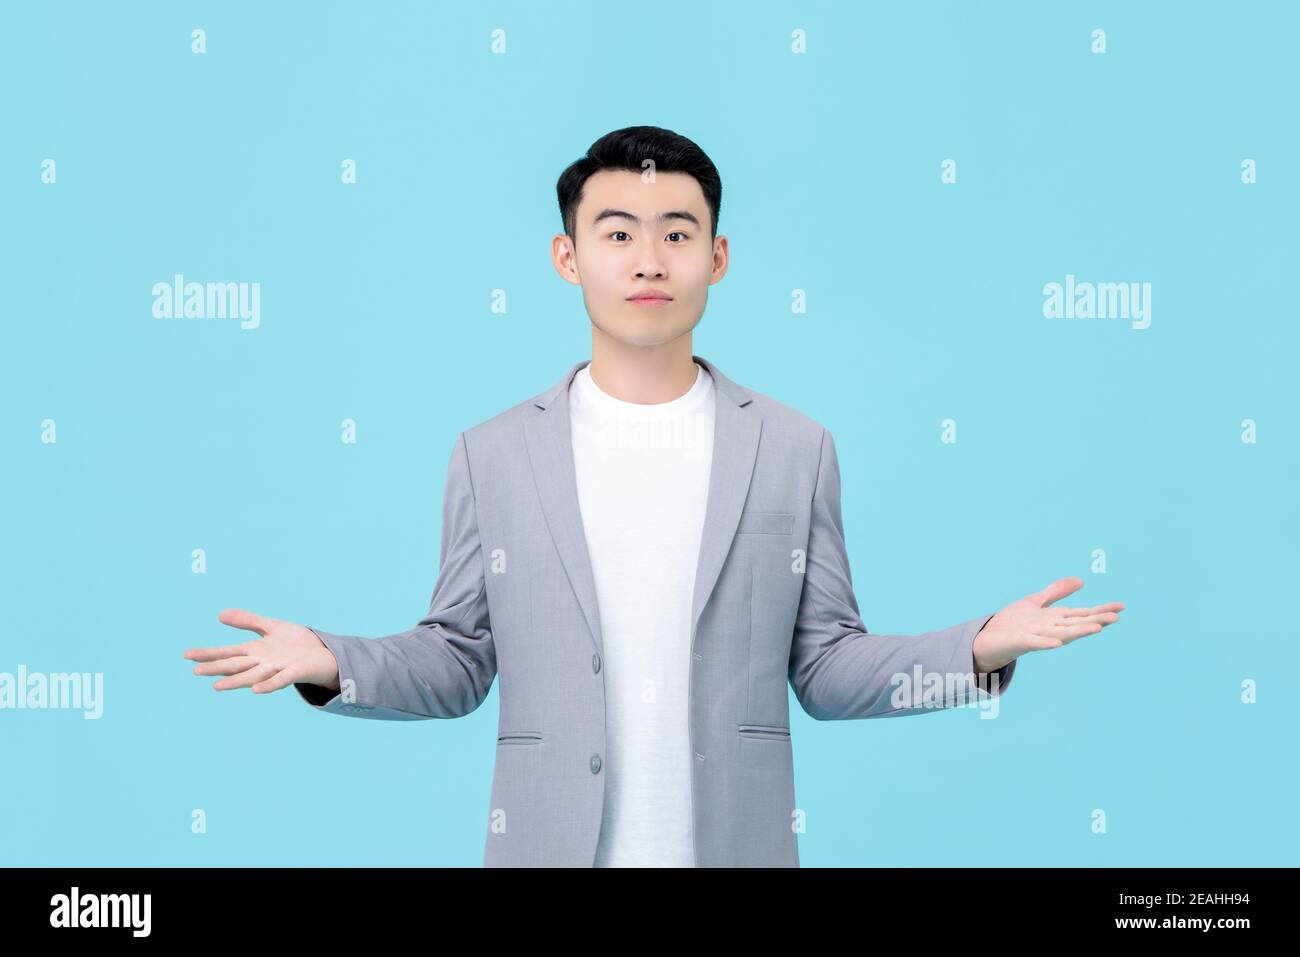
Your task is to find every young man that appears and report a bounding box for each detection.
[185,126,1125,867]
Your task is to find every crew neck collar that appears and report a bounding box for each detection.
[571,360,713,417]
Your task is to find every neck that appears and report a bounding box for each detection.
[587,328,697,404]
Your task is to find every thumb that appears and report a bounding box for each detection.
[218,608,275,634]
[1033,576,1084,608]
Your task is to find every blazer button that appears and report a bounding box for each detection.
[589,754,602,774]
[591,653,601,673]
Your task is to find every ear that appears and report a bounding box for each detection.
[552,233,582,285]
[709,234,730,285]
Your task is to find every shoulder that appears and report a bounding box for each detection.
[743,387,825,438]
[731,381,829,461]
[459,390,544,452]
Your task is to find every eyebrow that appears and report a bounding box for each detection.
[592,208,701,229]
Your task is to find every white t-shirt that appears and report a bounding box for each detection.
[568,359,716,867]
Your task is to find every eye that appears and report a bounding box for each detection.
[611,231,631,241]
[667,232,687,242]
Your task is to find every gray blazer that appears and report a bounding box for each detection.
[295,354,1016,866]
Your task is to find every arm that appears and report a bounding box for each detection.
[787,428,1015,720]
[294,430,497,720]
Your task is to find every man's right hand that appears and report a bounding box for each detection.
[185,609,340,694]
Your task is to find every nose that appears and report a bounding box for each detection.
[634,246,666,280]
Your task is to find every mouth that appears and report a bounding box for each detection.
[627,292,673,307]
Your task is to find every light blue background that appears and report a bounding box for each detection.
[3,1,1296,867]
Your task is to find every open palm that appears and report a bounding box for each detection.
[184,609,339,694]
[973,576,1124,673]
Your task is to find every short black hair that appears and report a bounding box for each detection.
[556,126,722,244]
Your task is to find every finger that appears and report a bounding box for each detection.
[185,644,250,662]
[217,608,276,636]
[214,664,279,691]
[1026,637,1064,651]
[252,668,297,694]
[1050,612,1119,628]
[193,656,258,677]
[1034,576,1085,608]
[1050,622,1106,642]
[1059,602,1125,618]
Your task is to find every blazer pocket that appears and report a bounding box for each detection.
[736,510,794,535]
[497,731,543,746]
[737,723,791,740]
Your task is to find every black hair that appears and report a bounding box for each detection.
[555,126,722,244]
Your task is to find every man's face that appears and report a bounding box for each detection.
[553,169,728,348]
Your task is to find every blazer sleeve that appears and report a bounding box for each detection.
[294,430,497,720]
[788,427,1015,720]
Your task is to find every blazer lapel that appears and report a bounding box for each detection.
[523,359,605,656]
[687,356,761,643]
[522,354,762,658]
